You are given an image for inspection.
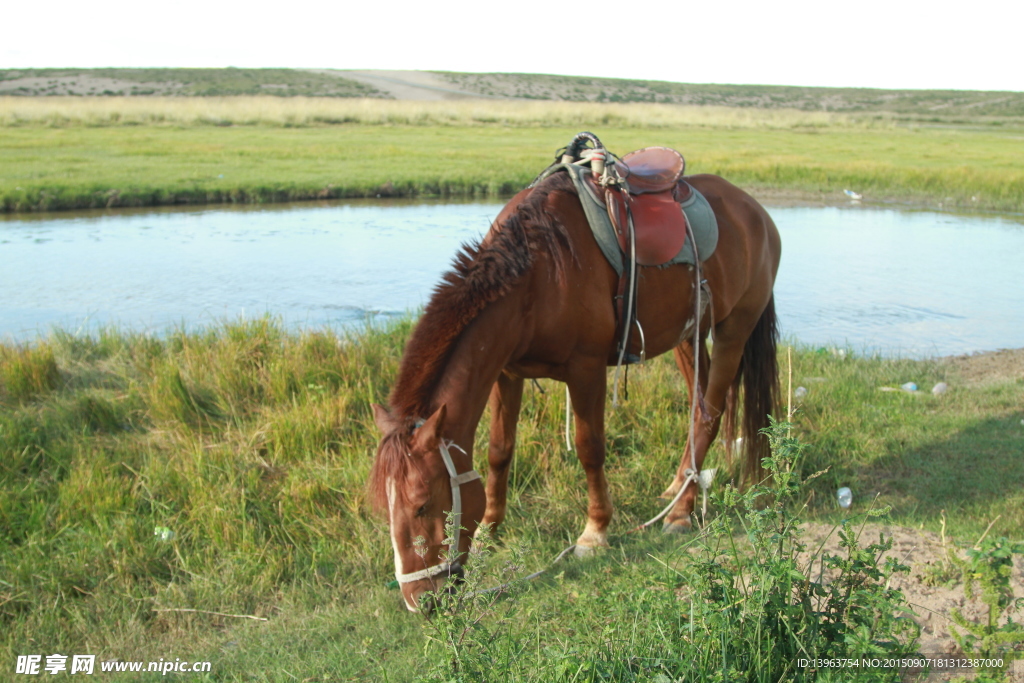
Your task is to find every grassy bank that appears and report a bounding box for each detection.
[1,320,1022,679]
[2,98,1023,213]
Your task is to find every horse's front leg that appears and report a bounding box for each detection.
[480,372,524,536]
[567,361,612,556]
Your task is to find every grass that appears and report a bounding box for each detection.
[2,102,1023,213]
[435,71,1024,119]
[1,318,1021,680]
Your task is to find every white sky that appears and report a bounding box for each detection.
[4,0,1022,92]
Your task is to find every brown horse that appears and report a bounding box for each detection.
[370,149,781,612]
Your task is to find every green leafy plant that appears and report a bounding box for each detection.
[949,536,1024,681]
[664,419,918,681]
[420,519,532,682]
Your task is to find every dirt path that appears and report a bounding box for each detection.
[310,69,497,100]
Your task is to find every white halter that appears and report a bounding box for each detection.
[394,439,481,584]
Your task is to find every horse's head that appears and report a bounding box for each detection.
[370,403,485,612]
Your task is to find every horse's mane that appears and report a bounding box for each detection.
[368,172,579,512]
[389,171,578,419]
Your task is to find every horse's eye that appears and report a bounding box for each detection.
[415,504,428,518]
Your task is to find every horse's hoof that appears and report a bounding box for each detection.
[573,543,604,558]
[662,519,694,535]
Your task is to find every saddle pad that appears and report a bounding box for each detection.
[543,163,718,277]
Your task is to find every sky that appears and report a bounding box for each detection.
[4,0,1022,92]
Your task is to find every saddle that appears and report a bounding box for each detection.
[585,146,693,267]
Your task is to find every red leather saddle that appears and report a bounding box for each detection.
[586,147,693,266]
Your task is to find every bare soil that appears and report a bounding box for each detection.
[315,69,490,101]
[939,347,1024,386]
[800,523,1023,680]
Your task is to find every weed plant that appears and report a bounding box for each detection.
[949,537,1024,681]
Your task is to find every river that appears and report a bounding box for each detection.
[2,199,1022,357]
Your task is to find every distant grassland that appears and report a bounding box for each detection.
[6,67,1024,121]
[2,96,1023,213]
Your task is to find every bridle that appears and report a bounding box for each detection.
[393,437,481,584]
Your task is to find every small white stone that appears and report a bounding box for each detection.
[931,382,949,395]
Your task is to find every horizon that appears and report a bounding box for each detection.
[1,67,1020,96]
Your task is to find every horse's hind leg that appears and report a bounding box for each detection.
[660,337,710,500]
[663,322,750,532]
[480,372,524,536]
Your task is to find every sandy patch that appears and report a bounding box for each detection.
[799,522,1024,681]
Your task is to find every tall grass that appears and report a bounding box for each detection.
[0,343,61,402]
[0,96,866,129]
[1,319,1022,679]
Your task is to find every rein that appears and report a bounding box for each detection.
[394,439,481,584]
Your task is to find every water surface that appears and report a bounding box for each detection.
[2,200,1022,357]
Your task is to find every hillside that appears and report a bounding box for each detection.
[3,68,1024,120]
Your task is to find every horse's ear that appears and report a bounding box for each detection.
[371,403,393,434]
[411,404,447,452]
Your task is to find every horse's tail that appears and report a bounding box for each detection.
[722,294,780,486]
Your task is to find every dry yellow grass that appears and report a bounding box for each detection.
[0,95,874,129]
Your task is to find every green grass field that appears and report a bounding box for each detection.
[2,320,1021,680]
[2,97,1023,213]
